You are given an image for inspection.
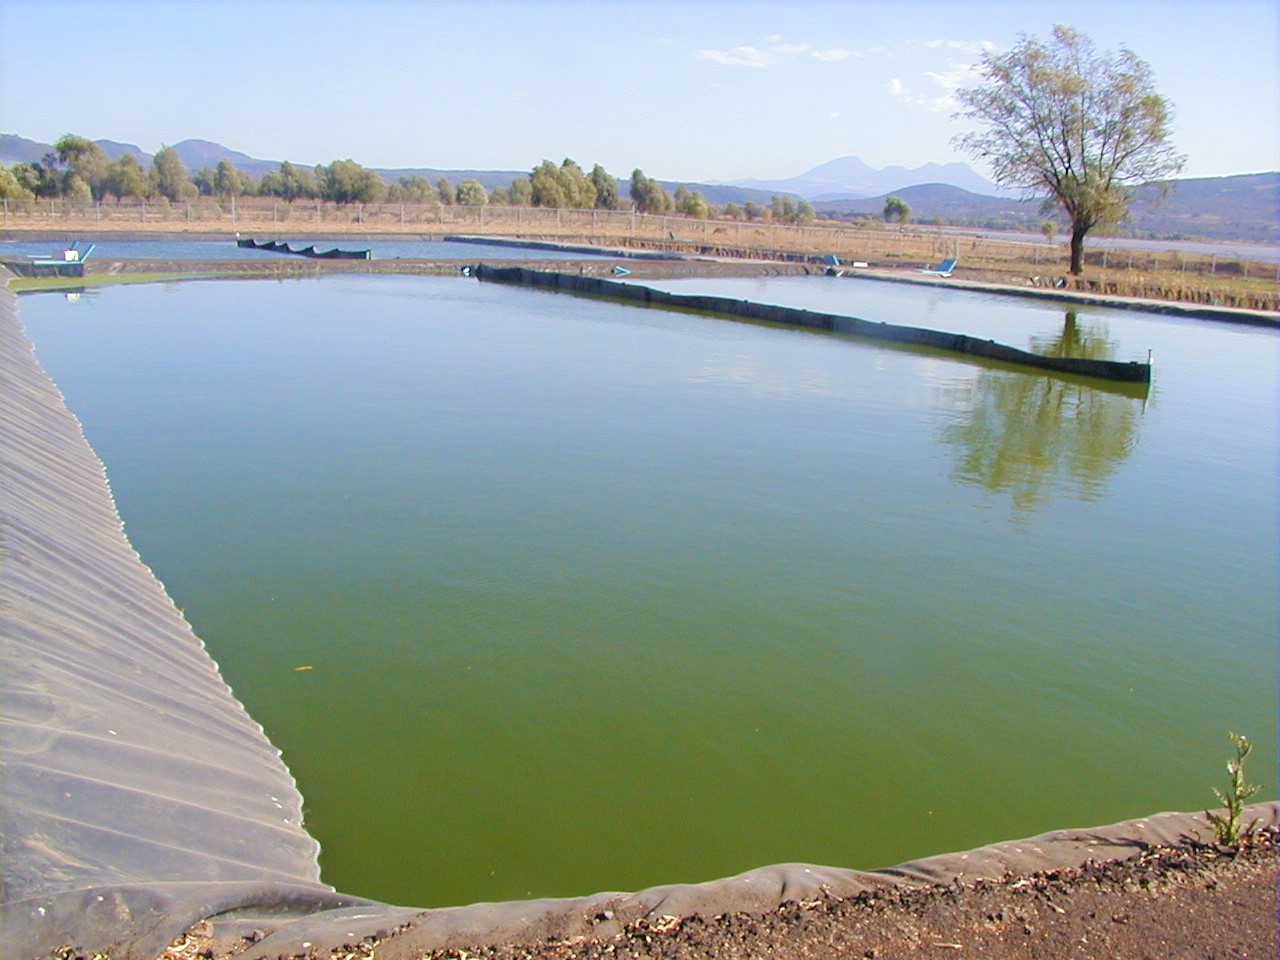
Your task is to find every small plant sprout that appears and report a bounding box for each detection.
[1205,731,1260,845]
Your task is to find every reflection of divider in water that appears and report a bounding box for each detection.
[937,313,1146,513]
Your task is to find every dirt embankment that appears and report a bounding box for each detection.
[156,832,1276,960]
[413,835,1278,960]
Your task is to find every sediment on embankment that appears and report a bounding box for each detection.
[1,267,1273,960]
[474,264,1154,383]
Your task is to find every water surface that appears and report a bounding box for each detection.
[18,274,1277,908]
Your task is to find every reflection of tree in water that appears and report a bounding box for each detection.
[939,312,1148,513]
[1029,310,1116,361]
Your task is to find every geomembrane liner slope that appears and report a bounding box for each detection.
[0,277,378,958]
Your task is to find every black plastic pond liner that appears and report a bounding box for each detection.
[3,273,1272,960]
[235,238,371,260]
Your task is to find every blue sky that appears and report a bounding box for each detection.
[2,0,1276,182]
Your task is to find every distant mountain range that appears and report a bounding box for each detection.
[3,134,1275,243]
[718,154,1009,200]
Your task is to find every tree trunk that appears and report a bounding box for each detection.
[1069,223,1087,274]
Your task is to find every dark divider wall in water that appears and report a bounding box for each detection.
[472,265,1154,383]
[236,237,371,259]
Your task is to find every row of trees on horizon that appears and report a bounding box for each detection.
[0,135,823,225]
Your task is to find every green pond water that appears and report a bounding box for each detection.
[18,274,1278,909]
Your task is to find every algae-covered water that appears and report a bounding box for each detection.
[18,274,1278,909]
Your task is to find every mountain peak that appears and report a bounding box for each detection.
[730,155,1004,199]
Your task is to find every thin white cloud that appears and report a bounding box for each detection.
[695,45,777,68]
[695,36,861,68]
[922,38,997,55]
[889,58,983,112]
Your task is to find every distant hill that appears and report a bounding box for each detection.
[1124,173,1278,243]
[814,183,1032,222]
[723,155,1006,200]
[0,134,51,165]
[93,139,150,165]
[816,174,1279,244]
[168,139,278,178]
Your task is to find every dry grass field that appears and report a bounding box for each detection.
[4,197,1275,311]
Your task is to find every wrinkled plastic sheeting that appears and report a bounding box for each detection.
[222,802,1279,959]
[0,280,373,958]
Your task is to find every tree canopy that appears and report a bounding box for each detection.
[321,159,386,204]
[674,185,710,219]
[769,194,815,225]
[102,154,148,199]
[883,195,911,224]
[530,158,597,209]
[589,164,619,210]
[954,25,1185,274]
[260,161,321,200]
[629,169,672,215]
[454,179,488,205]
[149,146,196,201]
[53,135,109,200]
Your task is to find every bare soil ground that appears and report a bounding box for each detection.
[402,832,1277,960]
[148,832,1276,960]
